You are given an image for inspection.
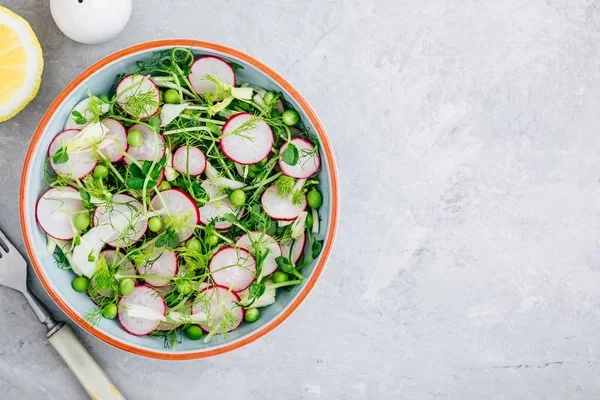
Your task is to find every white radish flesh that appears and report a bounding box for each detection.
[238,282,276,308]
[71,227,108,278]
[150,189,199,241]
[220,113,274,165]
[165,148,179,182]
[172,146,206,176]
[198,181,239,230]
[209,247,256,292]
[48,130,97,179]
[281,231,306,264]
[116,74,160,119]
[94,194,148,247]
[188,56,235,96]
[235,232,281,276]
[119,285,166,336]
[193,285,244,334]
[261,185,307,221]
[137,250,178,287]
[98,119,128,162]
[312,208,320,233]
[124,124,165,164]
[64,97,109,130]
[36,187,85,240]
[279,138,321,179]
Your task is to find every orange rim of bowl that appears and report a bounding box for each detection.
[19,39,339,360]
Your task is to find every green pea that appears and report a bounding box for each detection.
[307,189,323,209]
[119,278,135,296]
[164,89,181,104]
[263,92,275,104]
[186,238,202,251]
[306,212,313,229]
[158,181,171,191]
[206,234,218,247]
[282,109,300,126]
[245,307,260,323]
[72,276,90,292]
[176,280,193,295]
[148,216,163,232]
[127,130,143,147]
[186,325,204,340]
[98,94,110,103]
[102,303,118,319]
[229,189,246,207]
[93,165,109,179]
[74,213,90,231]
[272,271,289,284]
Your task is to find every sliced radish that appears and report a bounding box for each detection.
[172,146,206,176]
[64,97,109,130]
[188,56,235,96]
[236,232,281,276]
[279,138,321,179]
[95,250,135,297]
[150,189,199,241]
[281,231,306,264]
[119,285,166,336]
[137,250,178,287]
[48,129,97,179]
[261,185,307,221]
[98,119,128,162]
[198,181,239,230]
[192,285,244,334]
[36,187,85,240]
[165,148,179,182]
[94,194,148,247]
[209,247,256,292]
[221,113,274,165]
[72,227,107,278]
[124,124,165,164]
[115,74,160,119]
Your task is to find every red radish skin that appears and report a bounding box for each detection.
[36,187,85,240]
[236,232,282,276]
[98,119,128,162]
[118,285,166,336]
[93,194,148,247]
[150,188,199,241]
[124,124,165,165]
[281,231,306,264]
[192,285,244,334]
[48,129,97,179]
[261,185,307,221]
[116,74,160,119]
[278,138,321,179]
[198,181,239,230]
[188,56,235,96]
[137,250,178,287]
[220,113,274,165]
[172,146,206,176]
[209,247,256,292]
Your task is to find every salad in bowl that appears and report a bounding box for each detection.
[22,41,338,359]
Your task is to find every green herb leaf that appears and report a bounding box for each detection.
[71,110,87,125]
[281,143,299,166]
[79,188,92,209]
[275,256,295,274]
[52,146,69,164]
[88,251,96,262]
[148,116,161,133]
[125,176,157,190]
[157,228,180,249]
[248,282,265,299]
[311,240,323,259]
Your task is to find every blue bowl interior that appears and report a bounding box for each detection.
[23,45,333,355]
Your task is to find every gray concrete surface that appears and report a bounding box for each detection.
[2,0,600,399]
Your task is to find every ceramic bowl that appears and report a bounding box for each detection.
[20,40,338,359]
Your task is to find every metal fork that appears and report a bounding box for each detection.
[0,228,126,400]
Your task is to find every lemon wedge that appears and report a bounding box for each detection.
[0,6,43,122]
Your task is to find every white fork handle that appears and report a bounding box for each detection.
[48,324,126,400]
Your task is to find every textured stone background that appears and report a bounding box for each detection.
[2,0,600,399]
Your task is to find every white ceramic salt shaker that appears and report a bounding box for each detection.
[49,0,133,44]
